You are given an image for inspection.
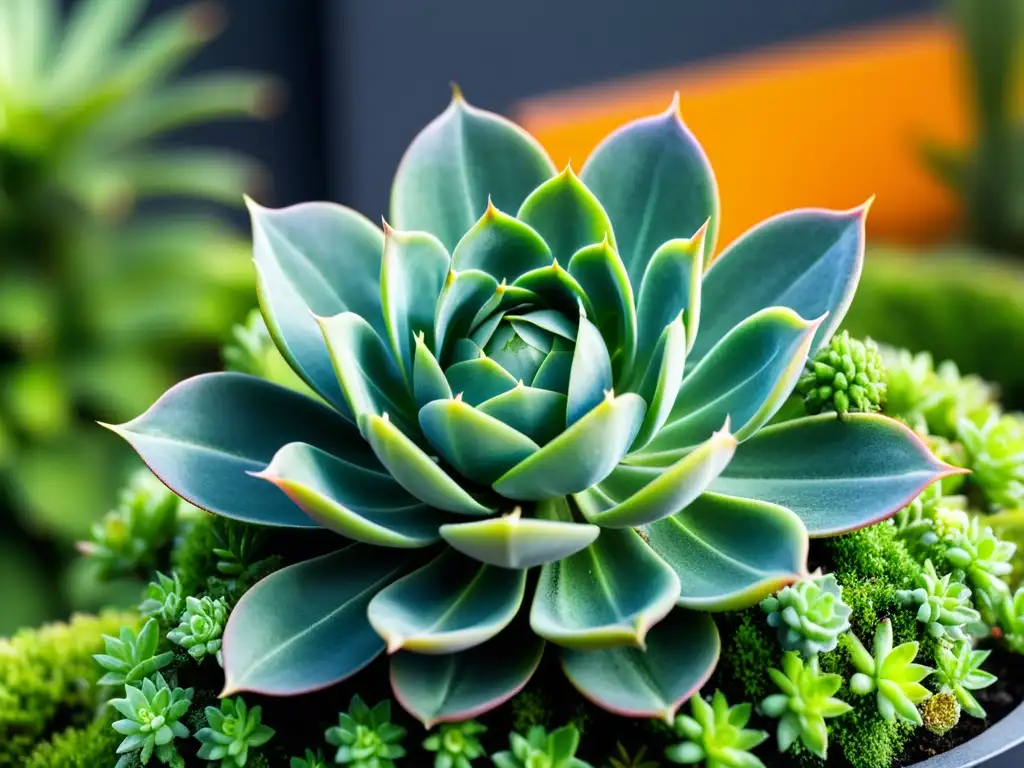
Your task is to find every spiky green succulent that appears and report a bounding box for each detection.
[140,571,184,625]
[848,619,934,725]
[167,595,228,663]
[325,696,406,768]
[608,744,660,768]
[194,696,274,768]
[422,720,487,768]
[666,690,767,767]
[291,749,328,768]
[492,725,591,768]
[959,412,1024,510]
[759,652,850,760]
[760,573,851,657]
[891,483,969,548]
[211,520,265,579]
[110,672,192,767]
[945,517,1016,600]
[998,586,1024,654]
[920,692,961,737]
[796,331,886,416]
[93,617,172,686]
[896,559,980,642]
[110,91,952,723]
[933,641,996,718]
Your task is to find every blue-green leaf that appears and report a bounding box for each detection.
[531,528,680,650]
[221,545,407,696]
[445,357,519,406]
[580,97,719,289]
[413,333,453,409]
[512,263,595,320]
[692,203,870,365]
[477,386,567,446]
[567,311,612,427]
[104,373,372,527]
[380,226,451,380]
[256,443,452,547]
[517,166,615,263]
[507,309,577,341]
[451,202,552,281]
[368,549,526,654]
[419,397,540,485]
[561,609,720,722]
[493,393,646,500]
[710,414,959,536]
[390,90,555,251]
[530,348,574,394]
[434,269,500,364]
[644,492,808,611]
[482,323,549,383]
[630,314,687,450]
[390,618,544,728]
[249,199,385,415]
[568,239,636,381]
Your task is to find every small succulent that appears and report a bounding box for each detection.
[325,696,407,768]
[759,652,850,760]
[848,619,934,725]
[291,749,329,768]
[959,412,1024,510]
[760,573,851,657]
[113,89,953,723]
[77,469,180,578]
[896,560,981,642]
[891,484,969,548]
[423,720,487,768]
[666,690,767,767]
[796,330,886,416]
[94,618,173,686]
[945,517,1016,600]
[998,586,1024,654]
[920,692,961,737]
[608,743,660,768]
[933,641,997,718]
[111,672,193,767]
[167,595,229,663]
[493,725,592,768]
[195,696,275,767]
[140,571,185,624]
[211,518,266,578]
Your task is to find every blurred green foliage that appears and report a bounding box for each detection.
[0,0,275,633]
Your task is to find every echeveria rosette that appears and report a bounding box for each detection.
[666,690,768,767]
[107,90,955,724]
[760,573,851,657]
[422,720,487,768]
[195,696,275,767]
[167,595,228,664]
[111,673,193,768]
[896,560,980,643]
[848,619,934,726]
[94,618,173,687]
[933,641,996,719]
[326,696,407,768]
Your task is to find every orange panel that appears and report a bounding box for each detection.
[516,16,970,250]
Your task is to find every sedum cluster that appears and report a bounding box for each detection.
[760,573,851,657]
[796,330,887,416]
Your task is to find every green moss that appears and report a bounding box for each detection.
[719,610,779,700]
[508,689,552,732]
[24,710,122,768]
[171,512,219,596]
[0,610,140,765]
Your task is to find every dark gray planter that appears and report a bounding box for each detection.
[910,704,1024,767]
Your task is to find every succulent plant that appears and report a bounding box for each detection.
[140,571,184,624]
[94,617,173,686]
[848,619,934,725]
[796,331,886,416]
[959,412,1024,510]
[195,696,275,768]
[920,692,961,737]
[291,749,329,768]
[492,725,591,768]
[223,308,310,393]
[666,690,767,767]
[608,743,660,768]
[325,696,407,768]
[759,652,850,760]
[945,517,1016,600]
[997,586,1024,653]
[110,672,193,767]
[110,91,952,724]
[422,720,487,768]
[760,573,851,657]
[211,519,266,578]
[933,641,997,718]
[896,559,981,642]
[167,595,228,663]
[891,484,969,548]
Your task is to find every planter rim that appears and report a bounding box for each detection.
[909,701,1024,768]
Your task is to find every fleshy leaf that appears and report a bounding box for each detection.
[710,414,959,536]
[256,443,452,547]
[566,310,613,427]
[440,507,599,569]
[368,549,527,654]
[483,323,549,382]
[380,226,451,380]
[413,333,453,409]
[512,263,595,320]
[249,200,386,414]
[221,545,407,696]
[390,619,544,728]
[576,425,735,528]
[434,270,500,364]
[644,492,808,611]
[530,347,574,394]
[362,413,493,516]
[580,97,719,289]
[444,357,519,406]
[561,609,720,722]
[105,373,373,527]
[477,386,568,446]
[493,393,646,500]
[629,314,687,450]
[692,204,870,365]
[635,308,821,463]
[531,528,680,650]
[451,201,552,281]
[507,309,577,341]
[517,166,615,263]
[390,90,555,251]
[419,398,540,485]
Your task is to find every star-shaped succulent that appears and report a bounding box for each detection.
[666,690,767,767]
[848,619,934,725]
[140,571,184,625]
[110,672,193,768]
[933,641,997,719]
[422,720,487,768]
[896,559,980,642]
[492,725,592,768]
[194,696,275,768]
[167,595,228,664]
[325,696,407,768]
[760,573,851,657]
[94,618,173,687]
